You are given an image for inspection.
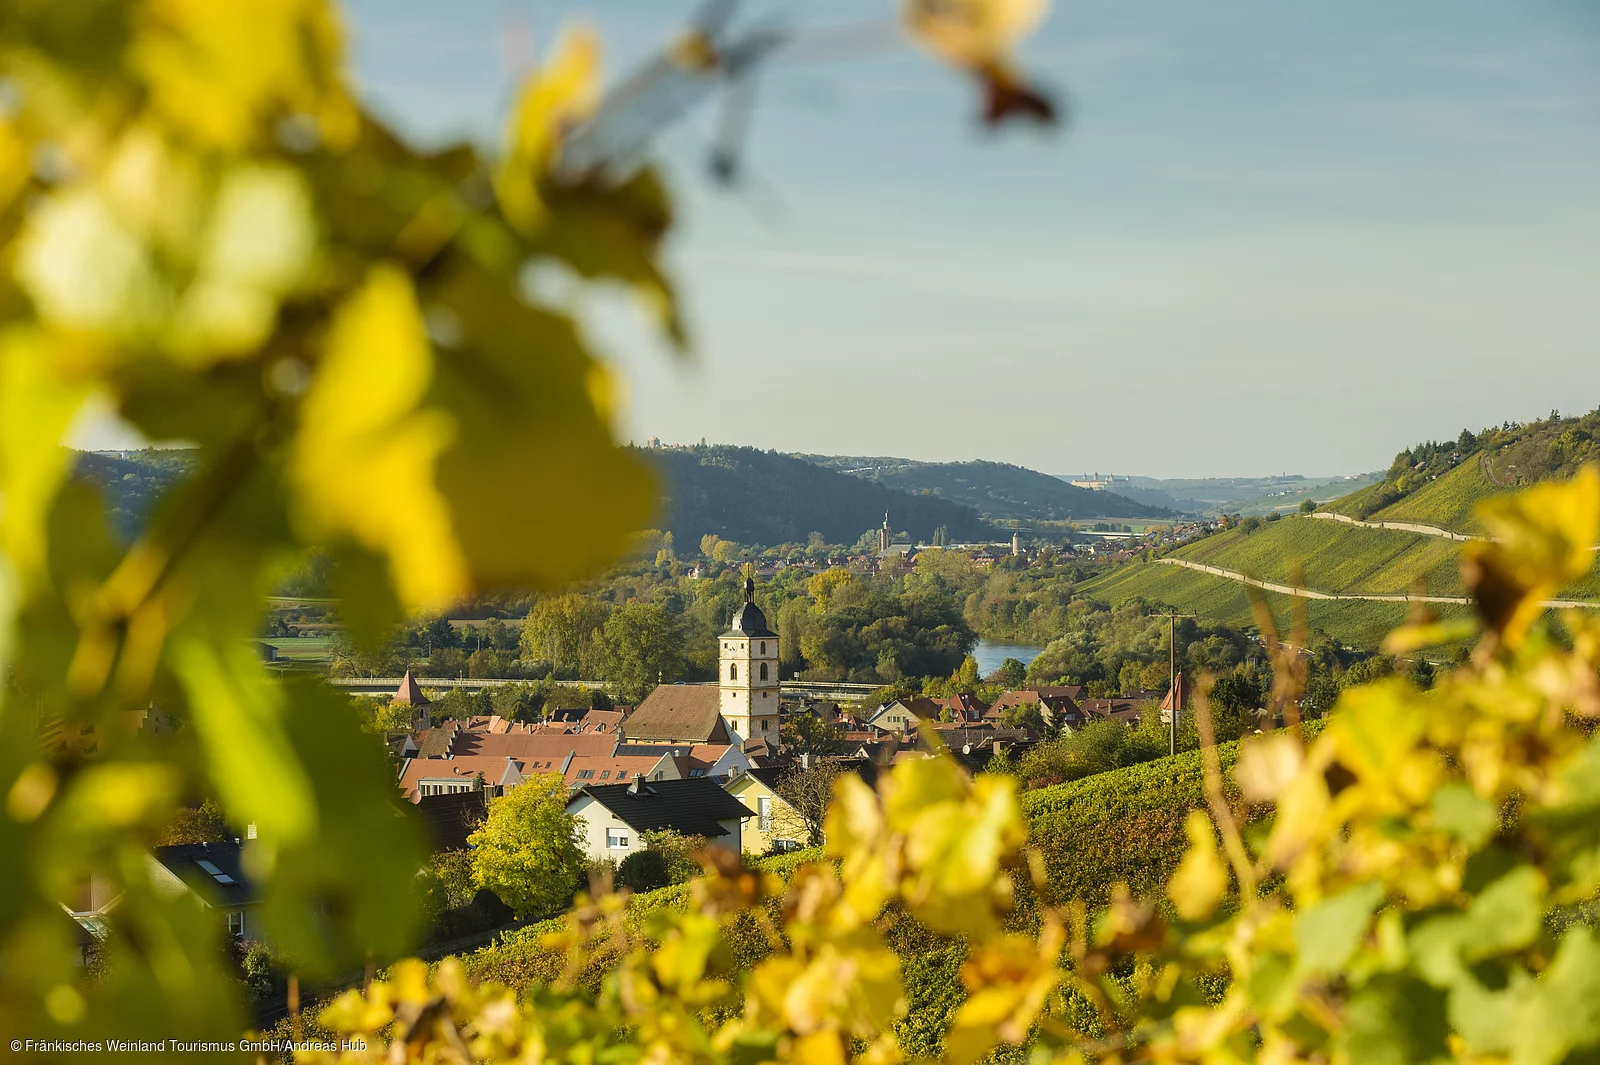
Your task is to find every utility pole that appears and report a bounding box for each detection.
[1155,611,1195,756]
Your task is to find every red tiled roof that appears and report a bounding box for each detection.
[1159,673,1188,713]
[563,753,676,788]
[393,671,429,705]
[399,755,531,801]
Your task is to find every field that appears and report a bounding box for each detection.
[259,635,336,663]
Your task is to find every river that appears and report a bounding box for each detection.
[972,638,1045,677]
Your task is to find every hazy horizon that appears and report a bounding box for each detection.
[73,1,1600,478]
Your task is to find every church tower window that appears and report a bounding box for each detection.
[730,663,738,681]
[760,662,768,680]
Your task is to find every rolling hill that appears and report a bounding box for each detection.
[1079,409,1600,648]
[73,449,198,541]
[1327,409,1600,533]
[799,456,1171,522]
[643,446,993,548]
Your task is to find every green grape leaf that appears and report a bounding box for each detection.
[424,253,656,593]
[0,328,93,588]
[1338,973,1449,1065]
[1411,866,1546,988]
[1293,879,1383,979]
[1167,810,1228,922]
[170,636,317,844]
[1430,783,1499,850]
[289,263,469,608]
[255,678,427,977]
[1510,927,1600,1065]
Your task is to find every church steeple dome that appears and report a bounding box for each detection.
[725,574,775,637]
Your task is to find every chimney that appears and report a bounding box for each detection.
[628,773,645,796]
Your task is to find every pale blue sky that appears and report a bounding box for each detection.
[345,3,1600,475]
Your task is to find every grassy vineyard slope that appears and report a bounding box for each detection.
[1173,517,1466,596]
[1080,509,1600,647]
[1328,454,1498,534]
[1077,560,1473,648]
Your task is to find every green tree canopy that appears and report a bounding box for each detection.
[602,602,686,702]
[521,593,611,676]
[468,775,586,918]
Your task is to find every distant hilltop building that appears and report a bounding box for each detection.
[1070,472,1113,491]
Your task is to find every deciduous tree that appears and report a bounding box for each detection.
[520,594,611,673]
[602,602,686,702]
[468,775,585,918]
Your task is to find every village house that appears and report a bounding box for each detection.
[148,840,260,941]
[566,776,756,863]
[723,767,803,855]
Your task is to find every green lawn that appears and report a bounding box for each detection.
[260,635,336,663]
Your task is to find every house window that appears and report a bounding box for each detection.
[759,662,768,680]
[690,768,706,778]
[607,828,629,849]
[576,769,594,779]
[758,796,772,832]
[599,770,611,779]
[730,663,738,681]
[226,910,245,938]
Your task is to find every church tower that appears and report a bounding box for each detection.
[719,575,780,745]
[879,511,892,554]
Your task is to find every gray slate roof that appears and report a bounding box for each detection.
[575,778,755,838]
[723,601,777,638]
[152,841,256,907]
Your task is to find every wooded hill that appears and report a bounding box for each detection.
[799,455,1172,522]
[642,445,993,548]
[73,449,197,542]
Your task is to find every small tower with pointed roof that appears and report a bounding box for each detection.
[392,670,431,731]
[879,511,892,554]
[719,573,779,745]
